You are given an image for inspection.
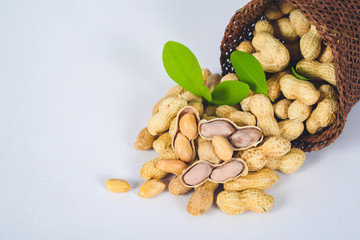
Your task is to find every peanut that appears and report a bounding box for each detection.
[199,120,236,138]
[278,119,304,141]
[168,175,191,196]
[224,168,278,191]
[265,4,284,20]
[188,101,204,117]
[242,136,291,171]
[288,99,312,122]
[289,9,310,37]
[280,74,320,105]
[253,20,274,36]
[296,59,336,86]
[138,179,166,198]
[274,99,292,120]
[105,179,131,193]
[306,99,338,134]
[240,90,255,111]
[228,111,256,126]
[179,113,198,140]
[252,32,290,73]
[278,0,295,14]
[205,74,221,92]
[212,136,234,161]
[152,132,172,153]
[236,41,255,54]
[217,189,274,215]
[182,162,213,186]
[300,25,322,60]
[147,96,187,136]
[318,84,338,103]
[204,105,218,116]
[134,127,155,150]
[210,161,244,182]
[174,132,193,162]
[273,18,299,42]
[140,149,177,180]
[228,127,263,149]
[156,159,188,175]
[187,181,218,216]
[267,71,289,100]
[202,69,212,84]
[216,105,238,118]
[181,91,202,102]
[318,45,334,63]
[220,73,239,83]
[196,137,221,164]
[266,148,305,174]
[152,86,185,115]
[250,94,280,137]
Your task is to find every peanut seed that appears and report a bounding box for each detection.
[199,120,236,138]
[182,162,213,186]
[179,113,197,140]
[156,159,188,175]
[228,128,262,148]
[174,132,193,162]
[210,160,244,182]
[212,136,233,161]
[105,179,131,193]
[138,179,165,198]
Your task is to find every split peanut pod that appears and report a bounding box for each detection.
[198,118,264,151]
[180,159,248,188]
[171,106,200,162]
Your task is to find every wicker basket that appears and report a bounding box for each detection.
[220,0,360,152]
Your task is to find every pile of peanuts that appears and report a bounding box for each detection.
[107,0,339,216]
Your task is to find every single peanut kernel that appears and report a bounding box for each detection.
[182,162,213,186]
[138,179,166,198]
[200,120,236,138]
[212,136,234,161]
[210,161,244,182]
[228,128,262,148]
[174,132,193,162]
[179,113,197,140]
[105,179,131,193]
[156,159,188,175]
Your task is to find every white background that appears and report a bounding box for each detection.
[1,0,360,239]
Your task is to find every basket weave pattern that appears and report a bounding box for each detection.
[220,0,360,152]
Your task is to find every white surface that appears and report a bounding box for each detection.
[0,0,360,239]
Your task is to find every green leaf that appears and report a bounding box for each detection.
[292,67,310,81]
[230,51,268,96]
[162,41,212,101]
[210,81,250,105]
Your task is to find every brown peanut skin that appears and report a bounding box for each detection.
[250,94,280,137]
[134,127,155,150]
[179,113,198,140]
[169,175,191,196]
[224,168,279,191]
[187,181,218,216]
[266,148,305,174]
[300,25,322,60]
[280,74,320,105]
[217,189,274,215]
